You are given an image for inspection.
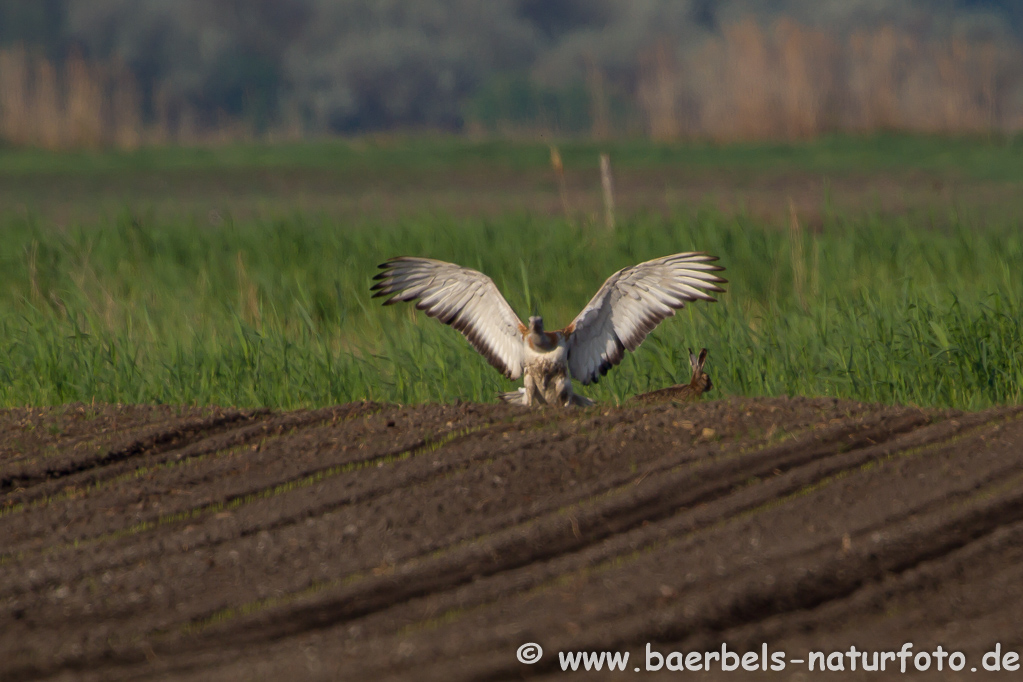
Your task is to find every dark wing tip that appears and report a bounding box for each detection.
[378,255,415,269]
[698,280,728,292]
[683,252,718,261]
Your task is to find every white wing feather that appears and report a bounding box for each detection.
[566,252,726,385]
[371,257,527,379]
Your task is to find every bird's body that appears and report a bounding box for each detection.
[371,253,726,407]
[501,322,592,406]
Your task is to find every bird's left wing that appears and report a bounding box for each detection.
[371,257,528,379]
[565,252,726,385]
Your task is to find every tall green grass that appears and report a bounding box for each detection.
[1,206,1021,410]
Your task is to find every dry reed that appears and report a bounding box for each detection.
[599,153,615,231]
[636,19,1023,141]
[0,46,30,145]
[5,17,1023,148]
[788,198,807,311]
[549,145,572,220]
[637,41,683,141]
[236,251,262,330]
[0,46,257,149]
[65,49,104,149]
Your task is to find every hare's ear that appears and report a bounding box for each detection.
[688,347,699,370]
[696,348,708,373]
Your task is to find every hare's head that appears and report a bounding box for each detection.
[688,348,712,393]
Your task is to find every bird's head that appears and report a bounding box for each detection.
[528,316,545,333]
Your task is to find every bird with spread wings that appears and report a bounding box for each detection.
[371,252,726,406]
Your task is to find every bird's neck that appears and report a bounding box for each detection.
[527,330,560,352]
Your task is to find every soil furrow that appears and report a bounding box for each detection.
[0,402,386,550]
[126,406,935,656]
[343,416,1023,681]
[330,409,1023,658]
[192,411,1014,682]
[0,405,216,463]
[0,406,543,606]
[0,408,272,495]
[0,403,383,513]
[4,398,1020,682]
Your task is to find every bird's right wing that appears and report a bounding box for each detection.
[565,252,726,384]
[371,257,528,379]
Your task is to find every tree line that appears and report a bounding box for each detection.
[1,0,1021,146]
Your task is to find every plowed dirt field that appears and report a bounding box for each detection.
[3,397,1023,680]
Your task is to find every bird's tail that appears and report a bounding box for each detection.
[569,393,595,407]
[498,388,528,405]
[499,387,595,407]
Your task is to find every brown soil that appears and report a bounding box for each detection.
[3,397,1022,681]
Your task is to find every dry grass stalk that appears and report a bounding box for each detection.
[600,153,615,231]
[236,251,262,330]
[788,198,807,311]
[27,240,41,305]
[810,230,821,300]
[549,145,572,220]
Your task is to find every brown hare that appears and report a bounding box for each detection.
[631,348,712,403]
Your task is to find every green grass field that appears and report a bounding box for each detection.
[4,133,1023,178]
[1,136,1022,410]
